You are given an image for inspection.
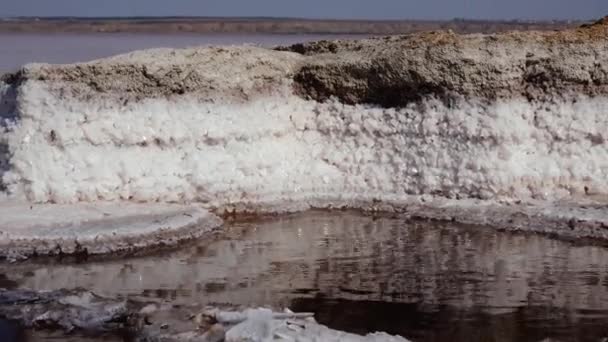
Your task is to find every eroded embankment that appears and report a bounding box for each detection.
[1,18,608,253]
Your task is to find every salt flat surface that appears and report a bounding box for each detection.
[0,202,222,257]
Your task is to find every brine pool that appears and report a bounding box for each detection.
[2,210,608,342]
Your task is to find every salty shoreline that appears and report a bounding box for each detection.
[4,209,608,341]
[0,288,410,341]
[1,17,608,257]
[4,199,608,260]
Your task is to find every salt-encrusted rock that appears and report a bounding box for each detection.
[0,289,410,341]
[1,18,608,243]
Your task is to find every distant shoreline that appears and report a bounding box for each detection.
[0,17,584,35]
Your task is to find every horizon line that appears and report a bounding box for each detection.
[0,15,587,23]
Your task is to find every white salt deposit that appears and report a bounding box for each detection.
[205,308,410,342]
[0,202,222,258]
[2,79,607,209]
[0,202,215,240]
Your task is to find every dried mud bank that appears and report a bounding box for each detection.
[1,18,608,251]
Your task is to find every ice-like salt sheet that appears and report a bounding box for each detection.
[216,308,410,342]
[0,202,222,258]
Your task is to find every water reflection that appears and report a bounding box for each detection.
[3,211,608,341]
[295,296,608,342]
[0,319,24,342]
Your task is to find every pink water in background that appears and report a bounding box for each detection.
[0,33,367,73]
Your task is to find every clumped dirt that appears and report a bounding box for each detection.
[281,18,608,106]
[8,46,303,103]
[5,17,607,108]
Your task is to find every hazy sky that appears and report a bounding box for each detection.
[0,0,606,20]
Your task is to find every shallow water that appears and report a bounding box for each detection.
[0,33,366,73]
[3,211,608,341]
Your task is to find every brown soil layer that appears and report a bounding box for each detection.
[280,17,608,106]
[4,18,604,108]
